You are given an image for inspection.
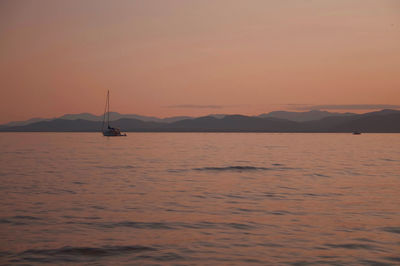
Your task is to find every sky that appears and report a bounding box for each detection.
[0,0,399,123]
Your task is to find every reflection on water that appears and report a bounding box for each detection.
[0,133,399,265]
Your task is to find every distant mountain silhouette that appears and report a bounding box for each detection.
[59,112,193,123]
[360,109,400,116]
[162,115,299,132]
[0,117,50,129]
[0,110,359,128]
[1,109,399,132]
[259,110,356,122]
[0,112,193,128]
[329,110,400,133]
[59,113,101,121]
[207,114,229,119]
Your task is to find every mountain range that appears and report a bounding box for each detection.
[0,112,192,128]
[1,109,399,133]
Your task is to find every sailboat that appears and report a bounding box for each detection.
[102,90,127,136]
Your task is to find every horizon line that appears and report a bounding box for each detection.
[2,107,400,126]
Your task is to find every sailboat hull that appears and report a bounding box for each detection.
[103,129,127,136]
[103,133,127,136]
[103,133,127,137]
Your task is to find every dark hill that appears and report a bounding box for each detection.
[163,115,299,132]
[1,110,399,132]
[332,113,400,133]
[259,110,356,122]
[1,118,162,132]
[1,119,101,132]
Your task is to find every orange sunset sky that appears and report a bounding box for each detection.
[1,0,399,124]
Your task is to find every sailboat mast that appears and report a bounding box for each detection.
[107,90,110,127]
[102,90,108,132]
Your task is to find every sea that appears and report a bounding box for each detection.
[0,133,399,265]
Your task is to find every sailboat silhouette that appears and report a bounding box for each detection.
[102,90,127,136]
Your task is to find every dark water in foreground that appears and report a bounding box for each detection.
[0,133,399,265]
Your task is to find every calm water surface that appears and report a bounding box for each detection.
[0,133,399,265]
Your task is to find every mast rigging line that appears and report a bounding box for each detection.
[102,90,109,131]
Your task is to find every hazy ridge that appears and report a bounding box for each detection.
[1,109,400,133]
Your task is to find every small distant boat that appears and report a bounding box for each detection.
[102,90,127,137]
[352,131,361,135]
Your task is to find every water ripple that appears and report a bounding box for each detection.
[168,164,298,173]
[382,227,400,234]
[95,165,135,169]
[101,221,174,230]
[21,245,155,257]
[11,245,157,263]
[324,243,377,250]
[193,166,271,171]
[67,220,261,231]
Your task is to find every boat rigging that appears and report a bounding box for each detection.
[102,90,127,136]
